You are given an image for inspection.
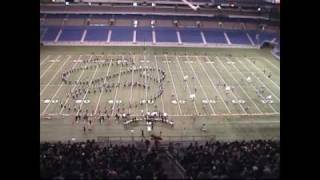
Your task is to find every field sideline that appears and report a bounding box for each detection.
[40,46,280,142]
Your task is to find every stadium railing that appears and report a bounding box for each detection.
[96,135,216,144]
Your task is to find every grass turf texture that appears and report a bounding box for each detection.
[40,46,280,142]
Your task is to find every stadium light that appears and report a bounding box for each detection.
[65,2,69,6]
[217,5,221,10]
[152,3,156,7]
[258,7,261,11]
[52,0,55,2]
[133,2,138,7]
[88,2,91,6]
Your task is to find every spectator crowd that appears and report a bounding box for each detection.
[40,139,279,179]
[40,140,167,179]
[169,139,280,179]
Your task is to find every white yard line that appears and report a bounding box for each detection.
[41,55,81,115]
[196,57,231,114]
[244,57,280,89]
[76,64,99,115]
[59,55,89,115]
[175,56,199,115]
[128,55,135,114]
[144,54,148,112]
[154,55,165,113]
[42,112,280,118]
[260,57,280,71]
[221,120,280,124]
[40,55,61,79]
[40,56,70,96]
[40,85,74,87]
[216,56,263,114]
[111,57,123,116]
[94,58,113,115]
[229,60,278,113]
[235,57,280,102]
[207,56,247,114]
[164,54,183,115]
[186,56,216,115]
[40,55,51,66]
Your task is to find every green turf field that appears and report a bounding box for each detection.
[40,46,280,142]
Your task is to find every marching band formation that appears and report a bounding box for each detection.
[59,55,172,131]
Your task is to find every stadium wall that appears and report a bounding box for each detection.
[42,41,258,49]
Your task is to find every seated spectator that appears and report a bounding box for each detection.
[170,139,280,179]
[40,139,168,179]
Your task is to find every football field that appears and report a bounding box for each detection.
[40,46,280,142]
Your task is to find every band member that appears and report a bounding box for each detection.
[245,106,249,112]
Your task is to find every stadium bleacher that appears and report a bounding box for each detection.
[226,30,252,45]
[247,31,278,44]
[179,28,203,43]
[40,11,279,45]
[171,140,280,179]
[58,26,84,41]
[155,27,178,43]
[202,29,227,44]
[42,26,60,41]
[84,26,109,41]
[110,26,134,42]
[67,14,89,19]
[90,14,112,19]
[46,13,65,19]
[40,13,278,46]
[40,139,280,179]
[136,27,153,42]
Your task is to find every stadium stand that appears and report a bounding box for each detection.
[202,29,227,44]
[110,26,134,42]
[138,19,152,27]
[90,14,112,19]
[90,18,108,26]
[179,20,197,28]
[155,27,178,43]
[40,12,279,47]
[179,28,203,43]
[169,140,280,179]
[202,21,220,29]
[42,26,60,41]
[247,31,278,45]
[245,22,259,30]
[157,19,175,27]
[40,27,47,40]
[226,30,252,45]
[222,21,242,30]
[40,140,170,179]
[40,139,280,179]
[136,27,153,42]
[46,13,66,19]
[114,19,132,26]
[67,14,89,19]
[58,26,84,41]
[64,18,86,26]
[84,26,109,42]
[43,18,64,26]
